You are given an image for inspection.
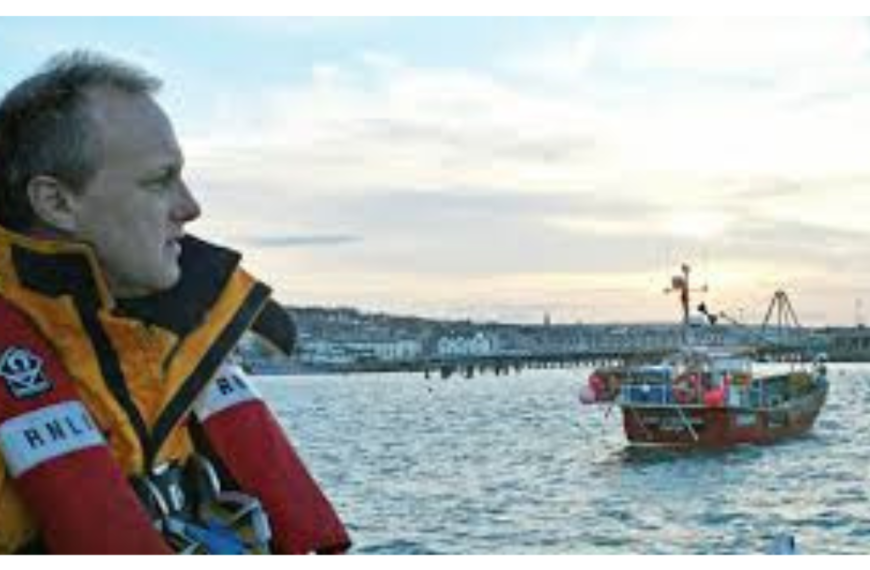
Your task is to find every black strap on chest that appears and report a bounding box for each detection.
[147,282,269,467]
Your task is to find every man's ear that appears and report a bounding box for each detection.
[26,176,79,233]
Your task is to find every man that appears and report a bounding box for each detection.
[0,50,350,554]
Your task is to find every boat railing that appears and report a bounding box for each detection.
[618,382,772,408]
[619,382,678,406]
[617,370,827,411]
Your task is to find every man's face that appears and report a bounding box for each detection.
[69,88,201,298]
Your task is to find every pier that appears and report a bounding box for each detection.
[296,331,826,378]
[239,301,870,377]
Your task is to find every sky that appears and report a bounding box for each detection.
[2,16,870,326]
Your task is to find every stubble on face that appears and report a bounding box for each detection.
[71,88,196,299]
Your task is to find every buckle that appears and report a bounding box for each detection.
[132,456,273,553]
[133,461,188,521]
[152,462,187,513]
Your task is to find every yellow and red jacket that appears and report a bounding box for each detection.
[0,225,349,553]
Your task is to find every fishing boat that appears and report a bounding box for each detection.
[579,265,829,448]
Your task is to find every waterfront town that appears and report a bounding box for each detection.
[237,305,870,375]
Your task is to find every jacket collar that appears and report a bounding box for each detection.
[0,224,243,337]
[0,223,114,310]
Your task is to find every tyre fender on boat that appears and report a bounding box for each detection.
[672,373,701,404]
[585,372,606,402]
[578,385,597,405]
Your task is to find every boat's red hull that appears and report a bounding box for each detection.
[621,384,828,447]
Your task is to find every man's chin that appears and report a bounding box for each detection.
[158,266,182,291]
[115,268,181,299]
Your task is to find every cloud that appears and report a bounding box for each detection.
[356,118,599,165]
[625,18,870,82]
[504,18,870,90]
[240,234,362,248]
[185,18,870,199]
[215,186,678,281]
[498,19,870,181]
[196,17,386,38]
[183,54,616,198]
[177,18,870,324]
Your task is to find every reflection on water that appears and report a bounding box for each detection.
[253,364,870,554]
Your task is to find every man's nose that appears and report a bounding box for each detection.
[173,180,201,223]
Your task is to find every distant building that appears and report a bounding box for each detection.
[436,332,497,357]
[368,339,423,361]
[298,339,356,366]
[299,338,423,365]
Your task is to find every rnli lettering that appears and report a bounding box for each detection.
[1,346,52,399]
[0,401,105,477]
[24,427,45,448]
[216,372,247,396]
[21,414,94,449]
[193,363,261,421]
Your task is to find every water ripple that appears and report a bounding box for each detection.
[256,364,870,554]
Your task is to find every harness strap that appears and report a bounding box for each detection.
[147,281,270,468]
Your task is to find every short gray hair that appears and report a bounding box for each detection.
[0,50,161,231]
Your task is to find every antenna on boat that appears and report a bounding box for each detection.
[663,263,710,344]
[663,263,709,326]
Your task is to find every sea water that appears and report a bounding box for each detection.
[252,364,870,554]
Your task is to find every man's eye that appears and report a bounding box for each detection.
[147,175,175,190]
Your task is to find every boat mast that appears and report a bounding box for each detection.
[664,263,707,342]
[664,263,692,326]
